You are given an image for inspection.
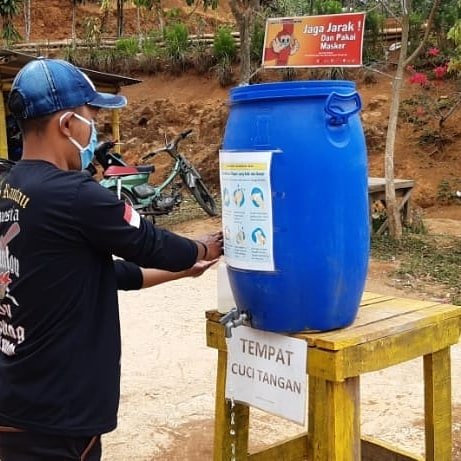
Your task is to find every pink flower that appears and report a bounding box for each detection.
[427,47,440,57]
[409,72,429,86]
[433,65,447,79]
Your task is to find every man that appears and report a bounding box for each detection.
[0,58,222,460]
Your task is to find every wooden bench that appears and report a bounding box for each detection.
[368,177,415,235]
[206,292,461,460]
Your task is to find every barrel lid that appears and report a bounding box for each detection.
[229,80,356,103]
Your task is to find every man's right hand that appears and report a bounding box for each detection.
[196,231,223,261]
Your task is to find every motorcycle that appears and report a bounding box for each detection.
[89,129,217,222]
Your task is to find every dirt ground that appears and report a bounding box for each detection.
[99,216,461,461]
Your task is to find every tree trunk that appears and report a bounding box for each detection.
[229,0,259,85]
[384,0,441,239]
[117,0,124,38]
[239,10,252,84]
[71,3,76,44]
[23,0,31,41]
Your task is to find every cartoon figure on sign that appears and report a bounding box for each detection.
[264,22,300,66]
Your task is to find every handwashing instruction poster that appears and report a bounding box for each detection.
[219,151,274,271]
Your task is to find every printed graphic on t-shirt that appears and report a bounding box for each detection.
[0,179,29,357]
[0,220,23,356]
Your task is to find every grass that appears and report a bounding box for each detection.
[371,232,461,305]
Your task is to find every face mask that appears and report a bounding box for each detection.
[60,112,98,170]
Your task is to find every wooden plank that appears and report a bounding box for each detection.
[307,317,460,381]
[368,177,415,193]
[424,348,452,461]
[248,433,308,461]
[361,436,423,460]
[207,319,227,351]
[308,376,360,460]
[213,350,249,461]
[305,302,461,351]
[298,298,442,348]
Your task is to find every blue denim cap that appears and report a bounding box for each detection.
[9,58,127,119]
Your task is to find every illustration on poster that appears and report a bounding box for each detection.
[264,22,300,66]
[236,227,246,245]
[251,187,265,208]
[223,187,230,207]
[252,228,267,246]
[233,186,245,207]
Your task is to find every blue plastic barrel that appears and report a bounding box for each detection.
[221,80,369,333]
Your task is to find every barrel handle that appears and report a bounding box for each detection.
[325,91,362,126]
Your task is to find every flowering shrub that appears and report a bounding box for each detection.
[400,47,460,154]
[407,47,449,87]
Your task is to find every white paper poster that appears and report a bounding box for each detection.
[225,326,307,425]
[219,151,274,271]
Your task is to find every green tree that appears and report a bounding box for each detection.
[133,0,154,38]
[185,0,259,84]
[383,0,441,239]
[0,0,22,44]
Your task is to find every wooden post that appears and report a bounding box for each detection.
[111,109,121,154]
[308,376,360,461]
[0,86,8,159]
[424,348,452,461]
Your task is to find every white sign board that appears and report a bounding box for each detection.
[219,150,274,271]
[225,325,307,425]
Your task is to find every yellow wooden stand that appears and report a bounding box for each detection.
[206,292,461,461]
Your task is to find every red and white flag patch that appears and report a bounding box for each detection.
[123,203,141,229]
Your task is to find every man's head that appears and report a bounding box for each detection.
[8,58,127,170]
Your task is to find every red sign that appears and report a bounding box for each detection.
[263,12,366,68]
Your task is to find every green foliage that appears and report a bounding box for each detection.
[214,55,233,87]
[115,36,140,56]
[313,0,342,15]
[163,22,189,74]
[0,0,21,16]
[371,233,461,305]
[184,0,218,10]
[0,0,22,43]
[133,0,154,8]
[213,27,236,62]
[250,20,265,64]
[363,10,386,64]
[448,19,461,76]
[437,179,461,204]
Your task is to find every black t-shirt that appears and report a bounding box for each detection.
[114,260,143,291]
[0,160,197,436]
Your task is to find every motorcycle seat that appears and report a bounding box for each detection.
[136,165,155,173]
[104,165,154,177]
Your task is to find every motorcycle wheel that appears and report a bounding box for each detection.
[109,187,136,206]
[184,176,217,216]
[109,187,156,224]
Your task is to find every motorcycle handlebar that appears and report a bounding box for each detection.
[142,129,193,161]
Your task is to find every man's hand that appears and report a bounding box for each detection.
[184,259,218,278]
[196,231,224,261]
